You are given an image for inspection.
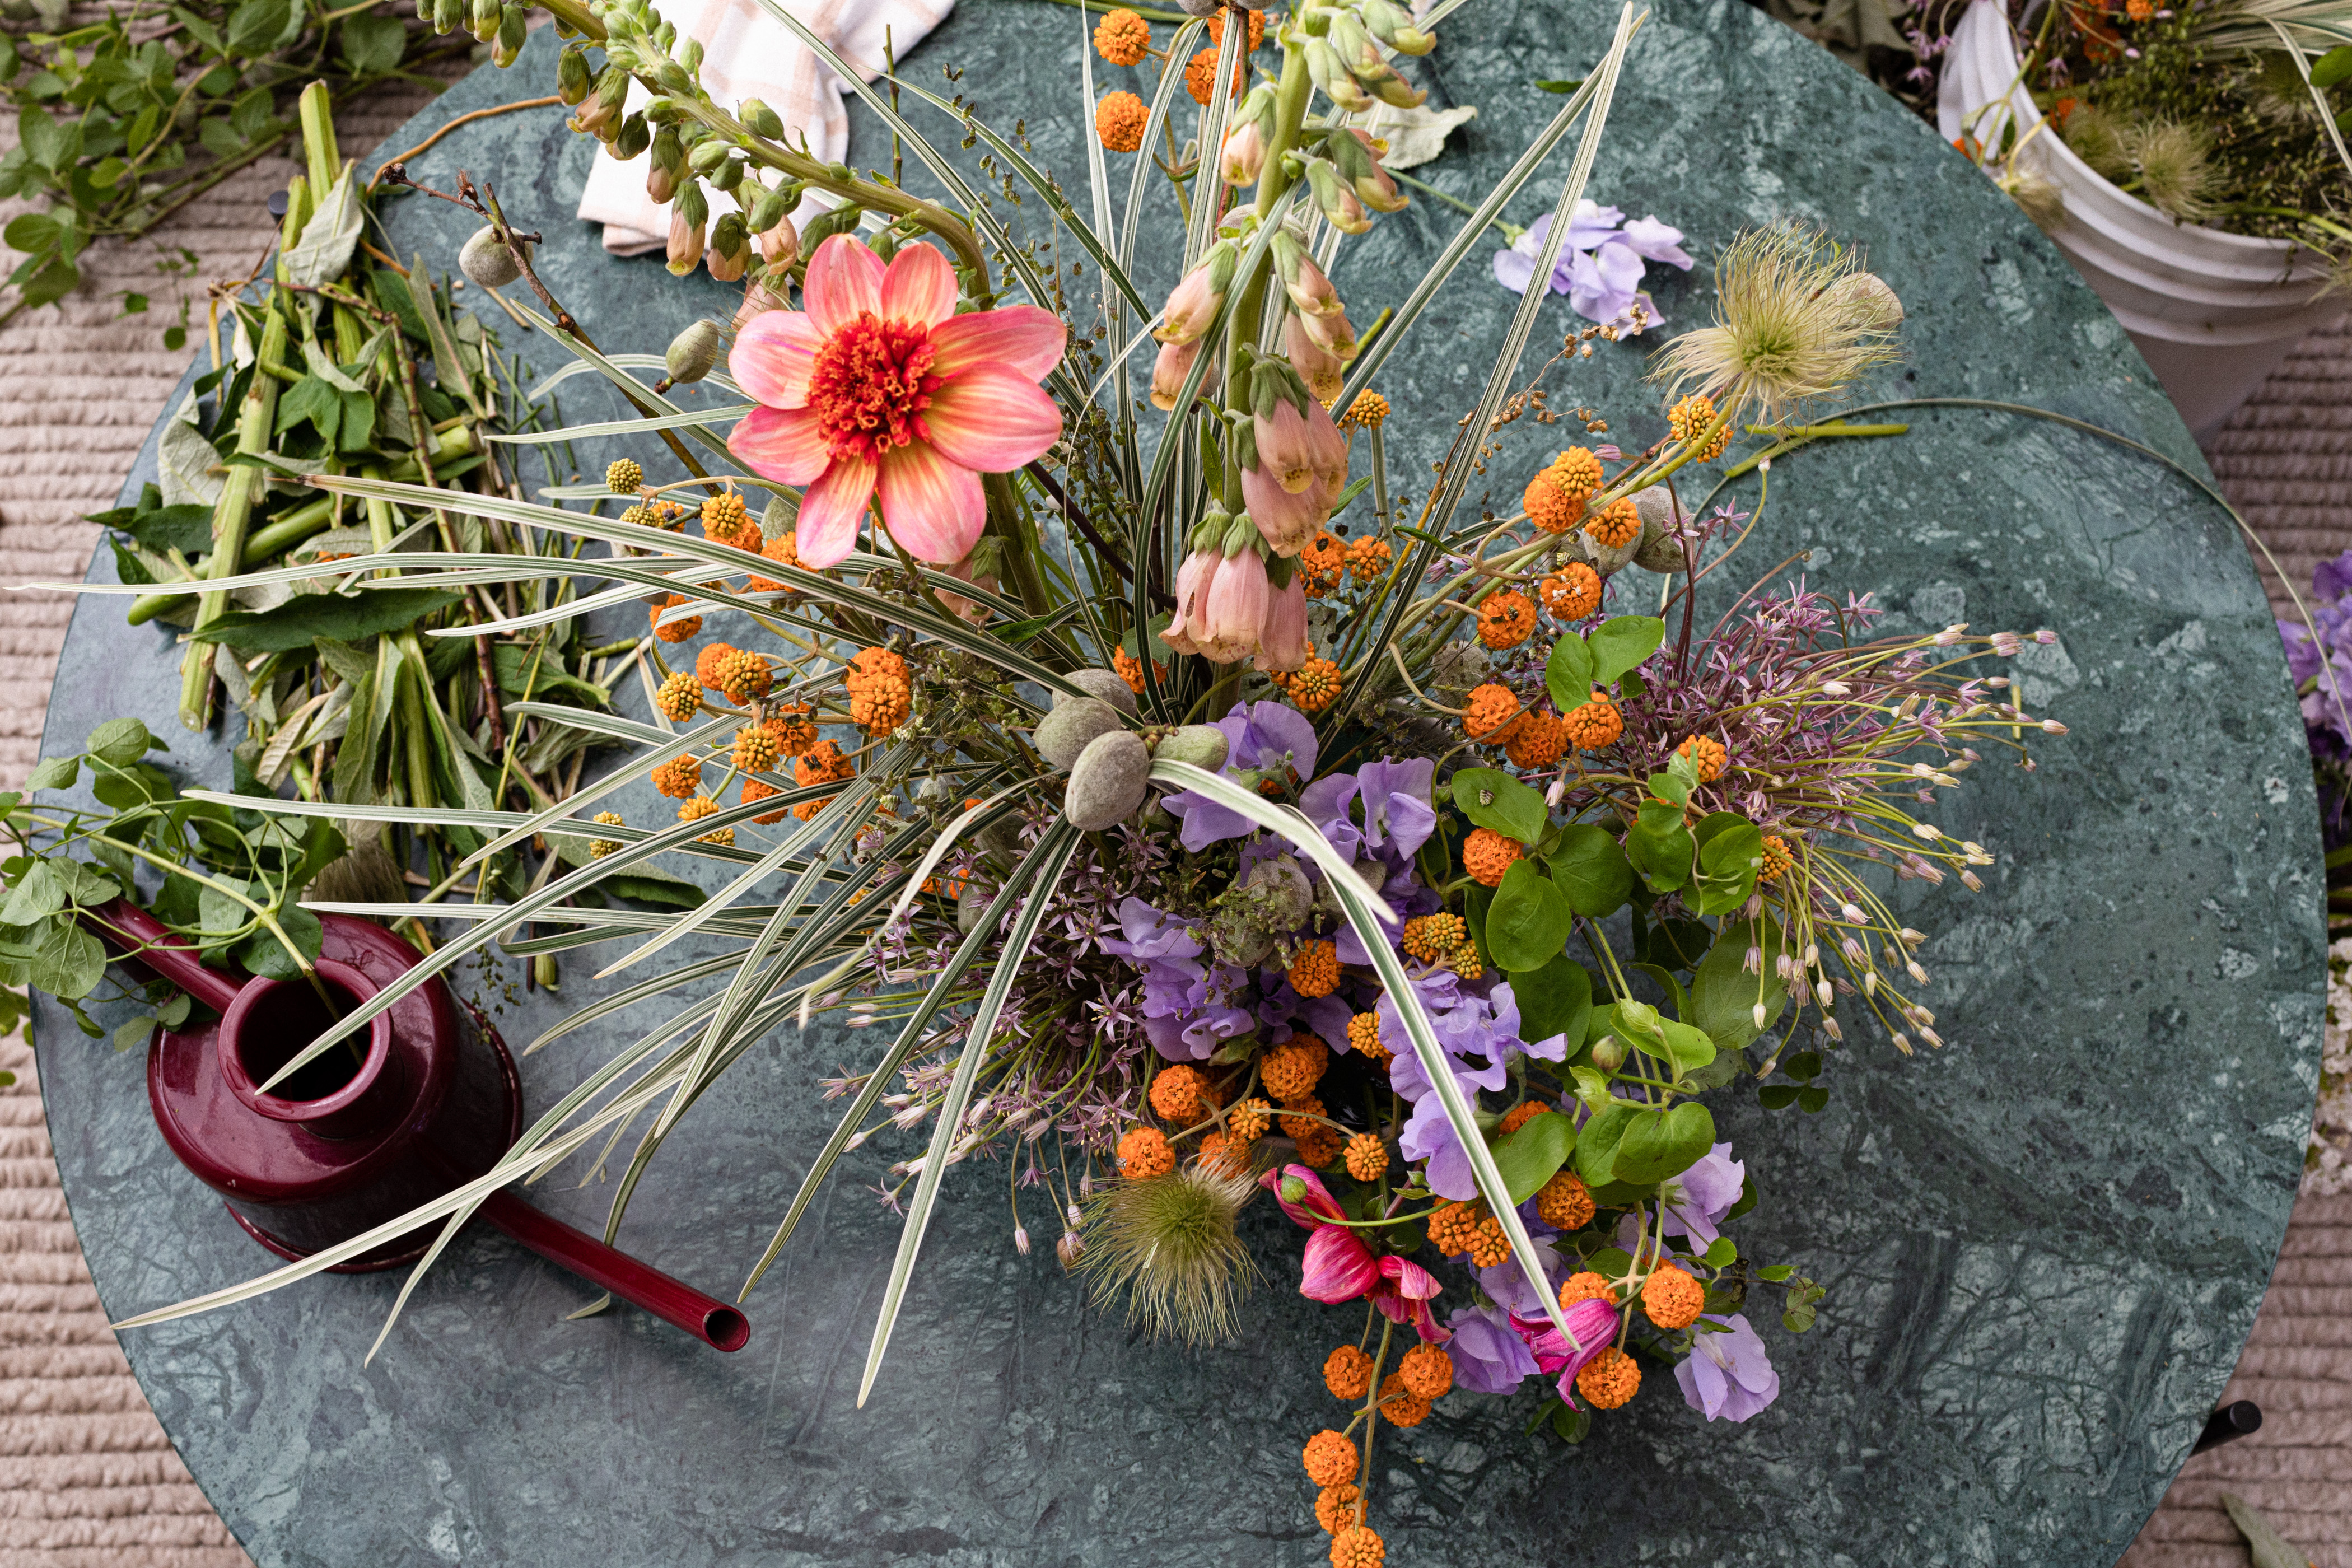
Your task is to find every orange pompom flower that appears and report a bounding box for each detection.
[1498,1101,1546,1135]
[732,726,781,774]
[1314,1483,1364,1537]
[1760,833,1794,881]
[1584,496,1640,549]
[1463,683,1525,743]
[1524,447,1603,533]
[1346,1010,1391,1066]
[1376,1371,1432,1427]
[1669,393,1729,461]
[1289,939,1341,998]
[650,594,701,642]
[742,778,787,824]
[1463,827,1524,888]
[1677,734,1728,782]
[654,670,702,722]
[846,646,912,736]
[1185,46,1244,104]
[1323,1343,1375,1401]
[1504,708,1566,769]
[1342,1132,1387,1181]
[1330,1524,1385,1568]
[1642,1264,1706,1330]
[1541,561,1603,620]
[1095,90,1148,152]
[695,642,739,690]
[679,796,733,845]
[1560,695,1623,750]
[1343,536,1393,580]
[1477,589,1538,649]
[766,702,819,757]
[713,648,772,704]
[1092,6,1150,64]
[1262,1035,1329,1100]
[1287,657,1344,713]
[1560,1270,1621,1308]
[1577,1346,1641,1410]
[1401,913,1468,963]
[1197,1129,1250,1177]
[1278,1094,1326,1143]
[1303,1429,1359,1488]
[651,753,703,799]
[1300,531,1347,595]
[1205,5,1264,48]
[700,489,758,550]
[1397,1342,1454,1402]
[1536,1172,1595,1230]
[1295,1123,1345,1169]
[1117,1125,1174,1179]
[1149,1063,1210,1122]
[1226,1097,1272,1142]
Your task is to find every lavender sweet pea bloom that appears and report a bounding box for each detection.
[1300,757,1439,868]
[1100,897,1256,1060]
[1660,1142,1746,1248]
[1161,701,1321,850]
[1493,202,1693,335]
[1676,1314,1780,1422]
[1445,1303,1540,1394]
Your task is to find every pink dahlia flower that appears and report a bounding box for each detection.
[1262,1164,1448,1341]
[1510,1297,1623,1408]
[728,234,1067,570]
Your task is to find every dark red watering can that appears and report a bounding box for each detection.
[90,900,749,1352]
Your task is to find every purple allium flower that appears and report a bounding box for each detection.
[1676,1314,1781,1422]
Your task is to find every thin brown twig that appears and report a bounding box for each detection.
[369,96,563,188]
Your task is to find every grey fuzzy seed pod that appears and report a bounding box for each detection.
[665,319,723,384]
[1580,526,1640,577]
[1034,697,1125,769]
[459,227,522,288]
[1630,486,1690,573]
[1065,731,1151,830]
[1056,669,1137,716]
[1152,724,1229,773]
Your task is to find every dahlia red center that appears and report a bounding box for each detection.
[808,312,940,463]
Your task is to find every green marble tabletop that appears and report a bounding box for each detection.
[31,1,2325,1562]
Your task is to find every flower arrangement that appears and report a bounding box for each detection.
[28,0,2071,1554]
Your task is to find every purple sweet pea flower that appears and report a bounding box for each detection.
[1162,701,1321,850]
[1476,1245,1570,1319]
[1620,214,1695,269]
[1399,1086,1483,1200]
[1660,1142,1746,1248]
[1300,757,1439,869]
[1493,203,1690,335]
[1676,1314,1780,1422]
[1445,1303,1541,1394]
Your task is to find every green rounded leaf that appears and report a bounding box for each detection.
[1574,1100,1640,1185]
[1544,632,1595,713]
[1450,766,1548,846]
[1611,1101,1715,1184]
[1511,953,1592,1051]
[1493,1110,1576,1203]
[1549,823,1632,916]
[1486,859,1575,972]
[85,717,153,768]
[1588,615,1665,685]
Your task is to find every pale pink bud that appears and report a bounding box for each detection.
[1301,306,1359,361]
[1284,312,1344,404]
[1151,335,1212,412]
[667,208,706,274]
[1303,394,1347,496]
[1160,547,1221,656]
[1220,117,1268,186]
[1254,572,1309,673]
[1154,249,1235,345]
[1344,129,1408,212]
[759,214,800,268]
[1255,396,1318,495]
[1281,245,1343,318]
[1195,544,1270,664]
[1014,1225,1032,1256]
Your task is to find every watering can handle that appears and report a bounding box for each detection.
[85,900,246,1015]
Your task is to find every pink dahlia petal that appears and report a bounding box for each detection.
[729,404,830,485]
[930,305,1069,380]
[793,455,877,567]
[804,234,884,337]
[879,241,959,330]
[731,310,825,409]
[877,440,987,566]
[1299,1225,1380,1303]
[1260,1163,1346,1227]
[923,366,1063,473]
[1378,1254,1444,1302]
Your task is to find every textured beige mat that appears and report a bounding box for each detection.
[0,86,2346,1565]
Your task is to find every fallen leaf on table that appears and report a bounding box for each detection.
[2222,1492,2315,1568]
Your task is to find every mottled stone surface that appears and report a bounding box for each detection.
[30,1,2325,1563]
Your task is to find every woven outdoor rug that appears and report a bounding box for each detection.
[0,95,2347,1568]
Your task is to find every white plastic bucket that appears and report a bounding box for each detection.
[1936,0,2344,439]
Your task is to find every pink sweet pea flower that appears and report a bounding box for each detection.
[728,234,1067,570]
[1262,1164,1448,1341]
[1510,1296,1622,1408]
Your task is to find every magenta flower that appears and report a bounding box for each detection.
[1510,1296,1622,1407]
[1262,1164,1447,1340]
[727,234,1067,570]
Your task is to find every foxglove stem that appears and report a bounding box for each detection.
[1226,44,1317,418]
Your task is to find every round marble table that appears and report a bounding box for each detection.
[32,1,2325,1562]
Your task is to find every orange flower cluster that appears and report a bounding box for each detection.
[1288,939,1341,998]
[1277,1094,1325,1143]
[1226,1096,1272,1142]
[1342,1132,1387,1181]
[746,531,801,595]
[1560,1270,1621,1307]
[1524,447,1603,534]
[1497,1101,1546,1136]
[701,489,758,551]
[1397,1342,1453,1402]
[1642,1264,1705,1329]
[1400,912,1467,963]
[1303,1430,1357,1488]
[1184,45,1244,104]
[1343,536,1393,580]
[1463,827,1524,888]
[1092,6,1150,64]
[1428,1200,1507,1267]
[1197,1130,1249,1177]
[846,647,911,736]
[1677,734,1728,782]
[1668,393,1729,461]
[1095,90,1147,152]
[1345,1010,1390,1066]
[1541,562,1603,620]
[1149,1063,1211,1122]
[712,648,772,704]
[1204,5,1263,48]
[1314,1483,1364,1537]
[1560,694,1623,750]
[651,753,702,799]
[678,795,732,845]
[1504,709,1566,769]
[1584,496,1641,549]
[1336,389,1389,431]
[1261,1035,1328,1100]
[1285,657,1343,713]
[1330,1524,1386,1567]
[1117,1125,1174,1179]
[1299,532,1346,596]
[1577,1346,1641,1410]
[766,702,819,757]
[1376,1371,1431,1428]
[654,671,702,722]
[1112,646,1166,694]
[1760,833,1794,881]
[1462,683,1524,743]
[741,778,787,824]
[649,592,700,642]
[1536,1172,1595,1230]
[1476,589,1537,650]
[732,726,780,774]
[1323,1344,1374,1401]
[791,739,854,820]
